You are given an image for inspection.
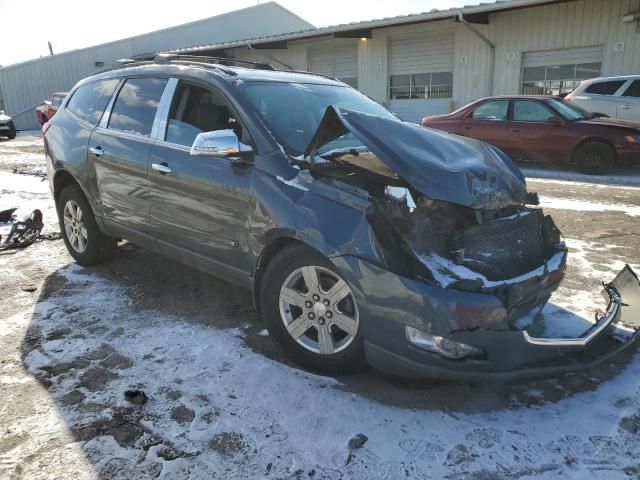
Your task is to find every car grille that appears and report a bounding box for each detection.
[461,210,545,280]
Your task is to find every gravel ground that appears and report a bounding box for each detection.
[1,134,640,480]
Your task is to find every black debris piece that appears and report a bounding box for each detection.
[124,389,148,405]
[0,209,44,250]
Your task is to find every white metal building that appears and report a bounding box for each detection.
[2,0,639,129]
[170,0,640,123]
[0,2,313,130]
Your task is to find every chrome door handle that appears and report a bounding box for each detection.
[89,146,103,157]
[151,163,172,174]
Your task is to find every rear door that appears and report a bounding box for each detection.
[617,80,640,122]
[508,99,567,163]
[460,99,510,153]
[147,79,253,278]
[89,77,168,240]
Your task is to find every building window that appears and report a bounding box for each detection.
[390,72,453,100]
[522,62,601,96]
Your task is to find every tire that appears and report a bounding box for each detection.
[575,142,614,175]
[8,132,16,140]
[57,185,117,265]
[260,243,366,374]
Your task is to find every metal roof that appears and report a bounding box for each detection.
[166,0,566,54]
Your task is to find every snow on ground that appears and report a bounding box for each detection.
[521,165,640,188]
[538,197,640,217]
[1,136,640,479]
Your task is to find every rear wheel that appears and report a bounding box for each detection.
[57,185,117,265]
[575,142,614,175]
[260,244,365,374]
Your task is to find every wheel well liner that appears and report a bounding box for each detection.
[252,237,316,312]
[571,137,617,165]
[53,169,81,203]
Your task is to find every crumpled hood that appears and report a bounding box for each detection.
[304,106,527,210]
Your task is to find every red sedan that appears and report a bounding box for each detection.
[422,95,640,174]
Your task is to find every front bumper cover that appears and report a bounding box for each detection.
[334,255,639,381]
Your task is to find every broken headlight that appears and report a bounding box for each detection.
[405,326,484,359]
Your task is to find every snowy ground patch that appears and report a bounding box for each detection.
[1,137,640,479]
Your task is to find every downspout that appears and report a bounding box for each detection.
[457,13,495,97]
[246,43,292,70]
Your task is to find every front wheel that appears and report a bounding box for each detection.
[575,142,614,175]
[57,185,117,265]
[260,244,366,374]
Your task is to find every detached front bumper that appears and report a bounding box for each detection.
[333,256,640,381]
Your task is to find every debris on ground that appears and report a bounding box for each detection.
[345,433,369,465]
[124,389,148,405]
[0,208,43,250]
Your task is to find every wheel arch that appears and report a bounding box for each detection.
[252,234,332,312]
[570,137,618,165]
[53,169,83,204]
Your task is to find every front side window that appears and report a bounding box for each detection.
[470,100,509,121]
[390,72,453,100]
[584,80,625,96]
[522,62,601,96]
[622,80,640,98]
[66,79,119,126]
[241,81,395,156]
[52,95,61,107]
[165,82,240,147]
[108,78,167,137]
[513,100,553,122]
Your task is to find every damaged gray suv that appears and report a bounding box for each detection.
[44,55,640,381]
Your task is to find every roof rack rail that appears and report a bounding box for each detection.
[154,53,275,71]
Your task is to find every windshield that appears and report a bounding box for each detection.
[544,98,592,121]
[240,81,395,157]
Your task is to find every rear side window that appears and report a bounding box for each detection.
[584,80,625,95]
[470,100,509,120]
[66,79,119,126]
[622,80,640,98]
[108,78,168,137]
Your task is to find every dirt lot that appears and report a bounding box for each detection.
[1,134,640,479]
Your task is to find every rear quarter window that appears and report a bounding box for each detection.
[66,79,119,126]
[107,77,168,137]
[584,80,625,96]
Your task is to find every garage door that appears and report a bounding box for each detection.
[389,31,454,123]
[521,46,603,95]
[308,40,358,88]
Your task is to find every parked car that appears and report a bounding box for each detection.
[0,110,16,139]
[422,95,640,174]
[566,75,640,122]
[43,56,639,381]
[36,92,68,125]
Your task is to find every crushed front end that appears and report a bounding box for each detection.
[303,106,640,380]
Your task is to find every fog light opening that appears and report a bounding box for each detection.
[405,326,483,359]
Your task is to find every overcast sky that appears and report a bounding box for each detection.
[0,0,470,66]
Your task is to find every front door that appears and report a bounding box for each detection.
[148,80,253,277]
[460,99,511,154]
[90,77,168,237]
[508,99,566,163]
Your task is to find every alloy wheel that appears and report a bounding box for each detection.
[278,265,359,355]
[63,200,88,253]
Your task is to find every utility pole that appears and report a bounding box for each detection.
[48,41,54,56]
